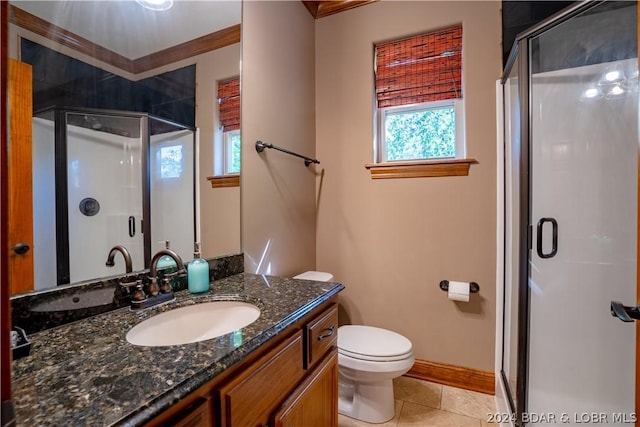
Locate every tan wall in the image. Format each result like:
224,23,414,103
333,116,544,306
315,1,502,371
195,44,242,258
201,185,241,258
241,1,316,276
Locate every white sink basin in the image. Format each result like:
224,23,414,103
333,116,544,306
126,301,261,346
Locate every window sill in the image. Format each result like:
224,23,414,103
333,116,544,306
364,158,477,179
207,174,240,188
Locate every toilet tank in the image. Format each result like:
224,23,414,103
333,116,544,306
293,271,334,282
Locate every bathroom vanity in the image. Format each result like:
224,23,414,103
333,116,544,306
10,273,344,426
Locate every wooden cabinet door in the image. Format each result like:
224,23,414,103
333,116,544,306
272,349,338,427
219,331,304,427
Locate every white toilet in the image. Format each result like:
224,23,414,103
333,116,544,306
293,271,415,424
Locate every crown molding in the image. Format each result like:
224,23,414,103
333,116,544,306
302,0,378,19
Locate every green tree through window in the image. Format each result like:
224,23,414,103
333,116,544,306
228,132,241,173
160,145,182,178
384,106,455,161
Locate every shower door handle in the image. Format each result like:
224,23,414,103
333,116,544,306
128,216,136,237
611,301,640,322
536,217,558,259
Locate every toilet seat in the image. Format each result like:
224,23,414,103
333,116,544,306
338,325,413,362
339,347,412,362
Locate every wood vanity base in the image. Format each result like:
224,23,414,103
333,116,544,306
146,298,339,427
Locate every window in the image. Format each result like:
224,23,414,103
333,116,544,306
224,129,241,174
379,100,464,161
160,144,183,179
374,26,465,164
218,76,241,175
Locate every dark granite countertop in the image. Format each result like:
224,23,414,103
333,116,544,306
11,273,344,426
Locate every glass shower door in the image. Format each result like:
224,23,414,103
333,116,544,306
65,112,145,283
502,52,521,415
31,108,196,287
148,116,195,262
528,2,637,421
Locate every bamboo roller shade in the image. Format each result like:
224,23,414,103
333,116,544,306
375,25,462,108
218,76,240,132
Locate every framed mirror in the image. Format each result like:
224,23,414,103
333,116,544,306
7,0,241,296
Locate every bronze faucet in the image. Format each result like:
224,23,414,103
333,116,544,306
148,249,186,295
119,248,186,310
149,248,186,279
105,245,133,273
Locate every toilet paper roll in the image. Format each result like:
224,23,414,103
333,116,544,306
448,281,470,302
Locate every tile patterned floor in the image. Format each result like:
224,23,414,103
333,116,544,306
338,376,497,427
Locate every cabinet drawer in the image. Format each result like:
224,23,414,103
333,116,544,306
219,331,304,427
306,304,338,368
171,397,212,427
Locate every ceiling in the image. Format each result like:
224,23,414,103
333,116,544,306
10,0,376,63
10,0,241,59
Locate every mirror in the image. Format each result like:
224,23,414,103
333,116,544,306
7,0,241,295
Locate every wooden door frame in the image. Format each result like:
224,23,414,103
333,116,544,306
635,0,640,426
1,0,12,422
8,58,33,295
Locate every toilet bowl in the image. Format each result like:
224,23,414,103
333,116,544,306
338,325,414,423
294,272,415,424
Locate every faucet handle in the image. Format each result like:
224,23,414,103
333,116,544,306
163,270,178,278
146,276,160,297
159,276,174,294
121,279,146,302
167,267,187,280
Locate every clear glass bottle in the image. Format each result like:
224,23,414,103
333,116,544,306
156,240,176,269
188,242,209,294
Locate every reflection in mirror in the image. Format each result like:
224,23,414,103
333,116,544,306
7,0,241,296
31,107,196,289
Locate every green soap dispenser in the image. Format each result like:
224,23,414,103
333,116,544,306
188,242,209,294
157,240,177,269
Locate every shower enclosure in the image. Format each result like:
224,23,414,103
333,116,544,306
499,1,637,425
32,108,197,289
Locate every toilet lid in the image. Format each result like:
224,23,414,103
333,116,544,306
338,325,413,362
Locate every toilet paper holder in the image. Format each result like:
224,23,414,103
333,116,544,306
439,280,480,294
